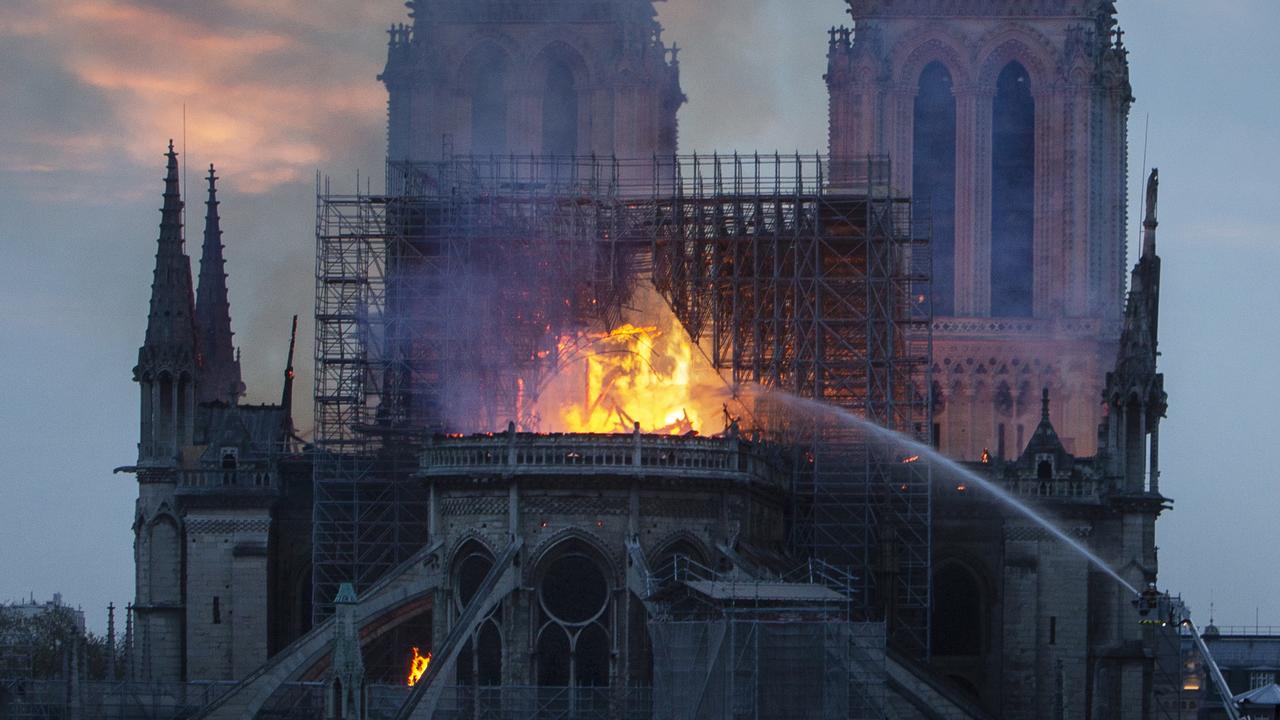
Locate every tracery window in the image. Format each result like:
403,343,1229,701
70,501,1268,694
470,50,509,155
535,543,612,689
991,61,1035,317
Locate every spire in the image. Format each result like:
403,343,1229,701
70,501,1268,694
195,163,244,405
280,314,299,438
1041,387,1051,424
136,141,197,377
1112,168,1163,385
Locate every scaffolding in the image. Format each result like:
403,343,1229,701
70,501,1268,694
647,155,932,655
646,554,887,720
312,155,932,655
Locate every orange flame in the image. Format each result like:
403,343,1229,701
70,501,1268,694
901,455,920,464
406,647,431,687
532,289,732,435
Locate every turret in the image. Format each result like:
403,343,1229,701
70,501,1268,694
134,142,198,465
195,164,245,406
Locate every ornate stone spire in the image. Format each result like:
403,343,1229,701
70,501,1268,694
135,142,198,464
1115,168,1162,382
136,141,197,378
1104,168,1166,488
195,164,244,405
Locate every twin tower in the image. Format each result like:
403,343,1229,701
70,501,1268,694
128,0,1144,690
380,0,1135,461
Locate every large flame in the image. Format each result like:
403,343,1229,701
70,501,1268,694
531,289,733,435
406,647,431,687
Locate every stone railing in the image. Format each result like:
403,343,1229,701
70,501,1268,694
420,432,782,488
1000,477,1100,501
177,469,277,492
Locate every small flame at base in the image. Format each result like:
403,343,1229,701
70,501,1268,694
407,647,432,687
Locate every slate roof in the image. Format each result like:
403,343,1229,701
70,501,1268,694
1236,682,1280,706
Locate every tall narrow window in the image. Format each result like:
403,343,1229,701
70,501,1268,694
913,62,956,316
991,61,1035,317
470,52,508,156
542,58,579,156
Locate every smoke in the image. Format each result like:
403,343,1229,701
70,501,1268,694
656,0,846,153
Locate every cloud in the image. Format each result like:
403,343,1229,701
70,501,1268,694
0,0,400,197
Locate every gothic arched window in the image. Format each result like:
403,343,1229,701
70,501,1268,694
537,52,583,156
931,562,984,656
542,57,580,156
535,542,612,689
913,61,957,316
470,51,509,156
991,61,1035,317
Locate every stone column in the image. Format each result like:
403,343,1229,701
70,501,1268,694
955,85,993,316
1032,87,1058,318
888,87,913,194
1065,82,1092,317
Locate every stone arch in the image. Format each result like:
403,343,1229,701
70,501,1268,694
892,30,973,90
648,531,711,569
451,33,518,88
976,27,1055,94
525,527,619,587
521,33,597,88
445,531,499,572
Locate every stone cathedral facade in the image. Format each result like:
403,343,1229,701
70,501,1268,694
120,2,1177,718
829,0,1133,460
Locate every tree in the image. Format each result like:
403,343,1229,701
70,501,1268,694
0,606,114,681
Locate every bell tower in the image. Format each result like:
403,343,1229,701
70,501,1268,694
380,0,684,163
828,0,1133,459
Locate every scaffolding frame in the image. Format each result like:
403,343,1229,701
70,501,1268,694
648,155,933,656
312,155,932,655
646,554,887,719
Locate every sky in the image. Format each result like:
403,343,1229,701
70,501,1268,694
1,0,1277,635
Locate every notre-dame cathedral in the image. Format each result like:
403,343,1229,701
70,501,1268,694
121,2,1174,718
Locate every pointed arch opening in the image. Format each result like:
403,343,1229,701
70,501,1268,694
542,57,580,156
467,47,510,156
990,61,1035,317
913,61,957,316
534,44,588,157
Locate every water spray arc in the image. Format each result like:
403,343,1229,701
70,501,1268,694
740,385,1140,596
